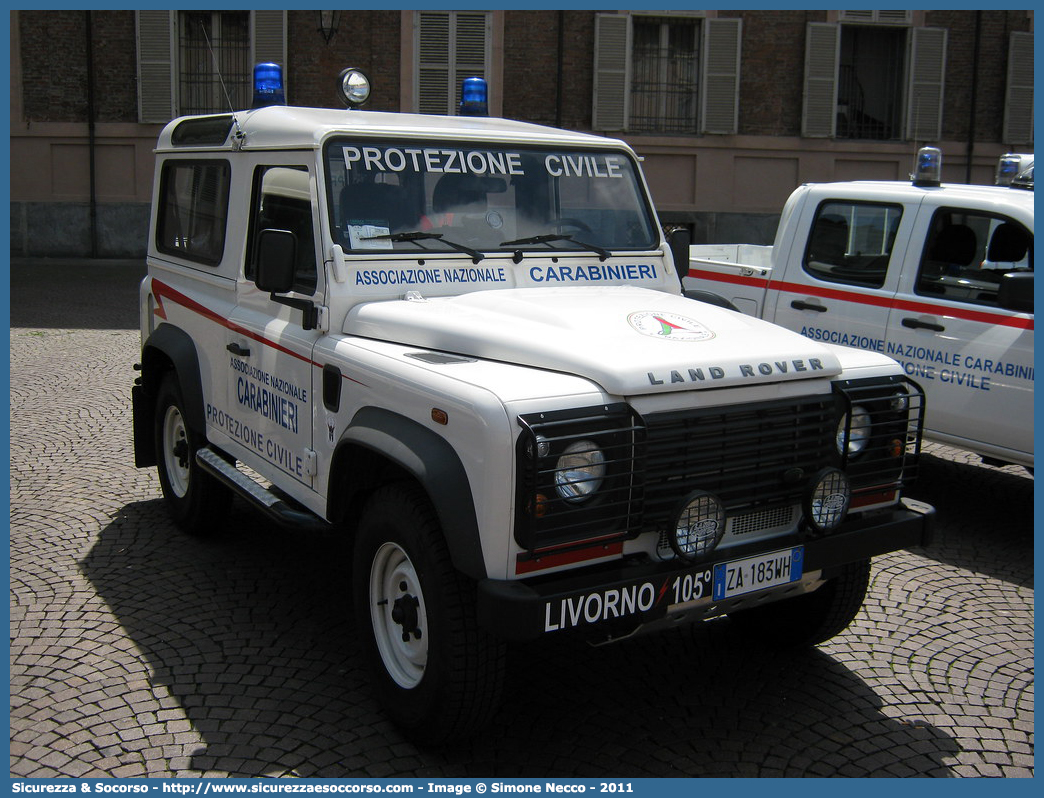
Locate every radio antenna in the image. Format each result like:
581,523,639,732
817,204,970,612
200,20,244,146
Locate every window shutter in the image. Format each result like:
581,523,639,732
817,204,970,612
906,27,946,142
593,13,630,131
1003,31,1033,146
418,11,451,115
416,11,489,115
701,17,741,135
839,10,911,25
454,12,489,108
136,10,176,123
802,22,838,138
457,12,488,89
876,11,913,25
252,10,287,87
838,10,874,24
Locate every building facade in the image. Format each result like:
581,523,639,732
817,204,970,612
10,9,1034,257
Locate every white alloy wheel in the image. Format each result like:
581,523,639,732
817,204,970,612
369,542,429,689
161,403,191,499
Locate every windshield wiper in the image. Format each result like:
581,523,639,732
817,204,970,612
500,233,610,262
363,230,483,263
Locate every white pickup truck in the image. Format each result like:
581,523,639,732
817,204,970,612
685,151,1034,470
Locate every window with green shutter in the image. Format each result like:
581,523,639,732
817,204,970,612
1004,31,1033,146
416,11,490,116
178,11,250,115
136,10,286,122
803,20,946,142
593,12,740,136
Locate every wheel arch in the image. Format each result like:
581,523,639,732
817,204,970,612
330,406,486,580
141,324,206,432
134,324,207,468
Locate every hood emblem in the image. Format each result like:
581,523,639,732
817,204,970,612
628,311,715,342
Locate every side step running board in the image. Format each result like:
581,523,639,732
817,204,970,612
196,448,329,532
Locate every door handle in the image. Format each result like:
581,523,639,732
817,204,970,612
791,300,827,312
901,317,945,332
226,343,251,356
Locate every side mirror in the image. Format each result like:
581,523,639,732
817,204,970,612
256,228,297,293
997,272,1033,313
665,226,691,287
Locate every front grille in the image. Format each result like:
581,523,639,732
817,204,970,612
514,379,924,555
641,394,839,525
730,505,798,536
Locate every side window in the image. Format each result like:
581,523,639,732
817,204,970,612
247,166,318,295
916,209,1033,306
156,159,231,265
803,201,901,289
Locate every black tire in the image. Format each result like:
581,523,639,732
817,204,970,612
153,372,231,535
727,559,871,647
353,483,506,743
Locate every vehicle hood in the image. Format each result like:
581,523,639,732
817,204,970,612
344,286,842,395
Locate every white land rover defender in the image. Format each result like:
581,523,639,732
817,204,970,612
132,67,933,741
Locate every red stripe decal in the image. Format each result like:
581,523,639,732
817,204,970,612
515,542,624,575
150,279,368,386
655,578,671,607
850,490,897,509
687,268,1033,330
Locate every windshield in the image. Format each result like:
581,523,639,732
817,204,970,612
323,140,657,255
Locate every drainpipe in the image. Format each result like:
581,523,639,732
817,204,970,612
555,11,564,127
86,10,98,257
965,11,981,184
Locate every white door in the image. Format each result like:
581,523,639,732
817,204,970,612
226,163,324,489
770,197,907,359
884,207,1034,465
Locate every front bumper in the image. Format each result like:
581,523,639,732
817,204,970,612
477,498,934,641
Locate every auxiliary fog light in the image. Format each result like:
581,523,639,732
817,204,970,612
671,490,726,561
804,468,851,535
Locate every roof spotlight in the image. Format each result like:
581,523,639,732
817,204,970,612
337,67,371,109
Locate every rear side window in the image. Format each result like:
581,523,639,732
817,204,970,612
802,201,902,289
916,208,1033,306
156,159,231,266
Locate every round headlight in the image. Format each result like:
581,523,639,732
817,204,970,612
804,468,851,534
889,386,910,414
671,490,726,561
337,67,371,107
554,441,606,503
836,405,872,457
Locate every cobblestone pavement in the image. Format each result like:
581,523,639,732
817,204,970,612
9,260,1034,778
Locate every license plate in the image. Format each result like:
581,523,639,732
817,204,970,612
712,547,803,601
